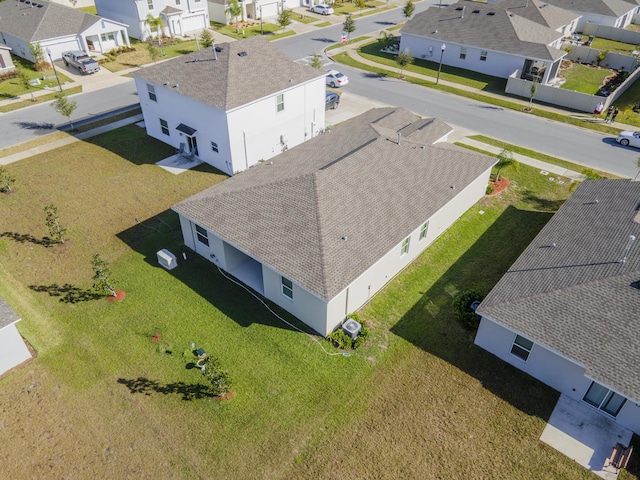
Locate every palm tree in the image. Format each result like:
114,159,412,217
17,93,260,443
225,0,243,33
145,14,165,46
494,149,515,182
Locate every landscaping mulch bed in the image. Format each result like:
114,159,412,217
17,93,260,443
486,177,510,196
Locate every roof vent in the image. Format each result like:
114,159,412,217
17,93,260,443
473,9,480,13
238,51,247,57
341,236,348,241
173,83,179,88
631,280,640,290
455,6,463,10
487,11,495,15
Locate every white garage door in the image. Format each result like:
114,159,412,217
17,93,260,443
181,13,207,33
260,2,279,18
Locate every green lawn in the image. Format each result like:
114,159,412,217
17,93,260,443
100,38,203,72
591,37,638,55
0,57,74,99
0,122,634,479
559,63,612,94
210,21,295,40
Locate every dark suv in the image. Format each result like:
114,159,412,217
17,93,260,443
325,91,339,110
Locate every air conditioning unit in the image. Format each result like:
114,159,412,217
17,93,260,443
157,249,177,270
342,318,361,340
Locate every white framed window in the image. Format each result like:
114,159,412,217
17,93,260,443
176,0,181,4
101,33,115,42
419,221,429,240
211,141,219,153
583,382,627,417
147,83,157,102
459,47,466,60
147,0,154,10
159,118,169,136
480,50,488,61
510,335,533,361
282,277,293,299
195,224,209,246
400,236,410,256
276,93,284,113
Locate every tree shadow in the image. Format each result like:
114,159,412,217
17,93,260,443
29,283,102,303
0,231,54,246
13,121,55,130
117,377,212,401
389,205,560,420
520,190,567,212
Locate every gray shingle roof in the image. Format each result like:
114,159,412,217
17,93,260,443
544,0,636,17
0,0,102,42
132,36,326,111
478,179,640,401
173,107,496,300
0,296,20,331
402,0,575,61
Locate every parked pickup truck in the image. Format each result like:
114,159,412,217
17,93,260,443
61,51,100,75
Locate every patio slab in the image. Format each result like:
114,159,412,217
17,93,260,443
541,394,633,480
156,153,203,175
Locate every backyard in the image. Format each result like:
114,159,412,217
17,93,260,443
0,123,636,478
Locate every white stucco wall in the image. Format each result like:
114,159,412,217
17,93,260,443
95,0,145,39
0,323,31,376
574,11,633,30
475,316,640,434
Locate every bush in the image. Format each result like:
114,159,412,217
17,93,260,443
486,184,494,195
328,329,352,349
452,289,484,331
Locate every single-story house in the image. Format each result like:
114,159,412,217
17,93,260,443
0,296,32,377
172,107,497,336
544,0,637,30
95,0,209,40
475,179,640,434
132,36,327,175
0,43,16,75
0,0,130,62
400,0,580,84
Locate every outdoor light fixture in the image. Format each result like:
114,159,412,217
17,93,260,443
436,43,446,85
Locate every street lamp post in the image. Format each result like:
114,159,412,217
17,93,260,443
260,6,263,35
436,43,446,85
46,48,63,92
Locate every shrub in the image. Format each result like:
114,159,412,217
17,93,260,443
328,329,352,349
486,184,494,195
328,317,370,350
452,289,484,331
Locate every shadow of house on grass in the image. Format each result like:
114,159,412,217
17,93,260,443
117,377,212,401
116,209,302,334
389,205,559,420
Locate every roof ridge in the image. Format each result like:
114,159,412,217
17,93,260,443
311,173,330,298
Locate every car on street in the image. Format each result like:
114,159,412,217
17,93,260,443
326,69,348,88
616,131,640,148
325,91,340,110
311,4,334,15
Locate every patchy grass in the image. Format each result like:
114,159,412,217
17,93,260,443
100,38,201,72
210,21,293,40
0,122,628,479
291,12,320,24
591,37,638,55
559,63,612,94
0,57,73,98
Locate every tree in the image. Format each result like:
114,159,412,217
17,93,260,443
145,14,165,45
91,254,117,297
0,166,16,194
528,79,538,111
596,49,608,66
277,9,292,33
396,48,413,76
44,204,67,245
309,51,323,69
16,66,36,102
29,42,47,70
342,15,356,41
402,0,415,20
355,0,366,13
201,357,233,397
200,29,213,48
50,91,77,130
146,42,162,64
379,30,394,50
494,149,515,182
225,0,243,33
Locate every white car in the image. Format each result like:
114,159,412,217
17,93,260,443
326,69,348,88
311,4,334,15
616,131,640,148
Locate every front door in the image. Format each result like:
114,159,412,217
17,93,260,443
187,136,198,156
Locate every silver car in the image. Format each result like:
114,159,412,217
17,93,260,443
616,131,640,148
311,4,334,15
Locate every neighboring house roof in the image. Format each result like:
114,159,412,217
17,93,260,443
0,0,107,42
173,107,496,301
402,0,574,61
132,36,325,111
478,179,640,402
0,43,11,51
0,296,20,331
544,0,637,17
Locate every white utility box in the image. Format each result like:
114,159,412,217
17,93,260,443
157,249,177,270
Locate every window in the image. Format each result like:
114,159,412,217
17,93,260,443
510,335,533,361
480,50,488,61
147,83,157,102
583,381,627,417
147,0,154,10
159,118,169,136
101,32,115,42
400,237,410,256
276,94,284,113
282,277,293,299
195,224,209,246
459,47,467,60
176,0,181,4
211,141,219,153
419,221,429,241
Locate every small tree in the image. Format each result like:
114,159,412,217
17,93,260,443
91,253,117,297
16,66,36,102
379,30,394,50
596,49,608,66
277,9,292,33
50,91,78,130
396,48,413,76
355,0,366,13
402,0,415,20
29,42,48,71
309,50,323,69
342,15,356,41
44,204,66,245
146,42,162,64
145,14,165,45
201,357,233,397
494,149,515,182
528,79,538,111
0,167,16,194
226,0,243,33
200,29,214,48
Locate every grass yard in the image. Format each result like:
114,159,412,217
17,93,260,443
100,38,202,72
0,125,637,479
0,57,74,99
559,63,612,94
591,37,638,55
210,21,295,40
